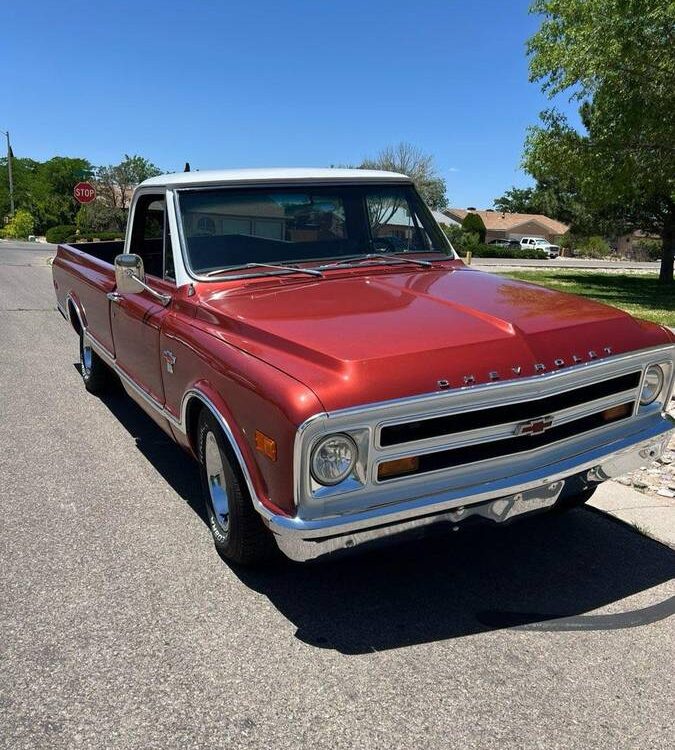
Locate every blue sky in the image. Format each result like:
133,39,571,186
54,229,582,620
3,0,577,209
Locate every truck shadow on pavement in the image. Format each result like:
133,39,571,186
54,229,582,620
100,387,675,656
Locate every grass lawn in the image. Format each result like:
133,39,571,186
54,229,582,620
500,270,675,326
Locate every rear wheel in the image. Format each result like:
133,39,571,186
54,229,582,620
197,408,276,565
79,333,111,394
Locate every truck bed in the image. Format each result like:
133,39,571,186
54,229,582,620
66,240,125,266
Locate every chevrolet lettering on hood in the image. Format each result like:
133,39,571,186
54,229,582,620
448,346,615,391
51,167,675,565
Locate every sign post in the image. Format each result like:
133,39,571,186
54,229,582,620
73,182,96,204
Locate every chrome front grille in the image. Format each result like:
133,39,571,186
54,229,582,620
377,398,635,480
379,371,642,447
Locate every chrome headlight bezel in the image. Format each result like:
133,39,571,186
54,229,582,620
310,433,359,486
640,364,666,405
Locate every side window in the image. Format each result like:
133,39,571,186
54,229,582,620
129,193,166,279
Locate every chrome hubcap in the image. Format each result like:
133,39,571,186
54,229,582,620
205,431,229,531
81,341,92,375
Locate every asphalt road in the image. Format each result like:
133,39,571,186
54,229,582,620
1,240,674,750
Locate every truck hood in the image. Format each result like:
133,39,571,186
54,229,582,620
196,265,670,412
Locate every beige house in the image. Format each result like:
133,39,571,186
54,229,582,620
443,208,569,244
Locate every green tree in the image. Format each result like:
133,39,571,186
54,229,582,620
493,187,537,214
493,177,597,233
525,0,675,282
2,209,35,239
461,212,486,243
76,201,127,234
96,154,161,209
360,142,448,209
0,156,93,233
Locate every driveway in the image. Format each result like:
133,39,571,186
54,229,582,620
1,241,673,749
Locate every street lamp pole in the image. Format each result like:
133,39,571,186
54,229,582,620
1,129,15,217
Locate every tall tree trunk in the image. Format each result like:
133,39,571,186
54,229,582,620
659,207,675,284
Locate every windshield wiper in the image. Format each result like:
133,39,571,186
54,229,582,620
204,262,323,279
317,253,434,271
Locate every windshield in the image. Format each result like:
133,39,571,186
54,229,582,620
177,184,452,276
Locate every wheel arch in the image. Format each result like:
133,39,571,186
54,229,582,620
181,388,274,521
66,293,85,336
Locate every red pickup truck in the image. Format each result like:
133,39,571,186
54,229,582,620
52,168,675,564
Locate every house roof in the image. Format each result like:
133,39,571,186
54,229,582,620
443,208,569,235
141,168,412,189
431,209,459,226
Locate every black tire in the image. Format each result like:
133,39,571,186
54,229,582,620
79,333,111,394
197,408,276,565
555,486,596,512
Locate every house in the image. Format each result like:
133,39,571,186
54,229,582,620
443,208,569,244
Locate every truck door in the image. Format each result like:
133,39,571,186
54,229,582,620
110,192,175,405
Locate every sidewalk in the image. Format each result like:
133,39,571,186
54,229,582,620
590,420,675,547
590,482,675,548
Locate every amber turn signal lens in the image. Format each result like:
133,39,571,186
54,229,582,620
255,430,277,461
378,456,419,480
602,403,631,422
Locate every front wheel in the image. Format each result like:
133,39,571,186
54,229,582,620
79,333,111,394
197,409,276,565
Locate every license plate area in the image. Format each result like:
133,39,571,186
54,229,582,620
496,481,564,521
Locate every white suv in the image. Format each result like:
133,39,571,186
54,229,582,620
519,236,560,258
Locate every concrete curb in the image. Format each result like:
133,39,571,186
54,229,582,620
589,480,675,548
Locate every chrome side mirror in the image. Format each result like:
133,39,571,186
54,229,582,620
113,253,171,306
115,254,145,293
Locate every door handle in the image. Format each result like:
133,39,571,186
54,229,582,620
107,292,123,304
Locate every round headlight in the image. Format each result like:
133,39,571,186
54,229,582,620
640,365,665,405
310,433,358,486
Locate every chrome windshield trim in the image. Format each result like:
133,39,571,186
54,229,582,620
173,181,451,283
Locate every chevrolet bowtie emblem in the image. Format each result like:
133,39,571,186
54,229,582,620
515,416,553,436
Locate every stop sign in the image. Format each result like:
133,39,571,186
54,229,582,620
73,181,96,204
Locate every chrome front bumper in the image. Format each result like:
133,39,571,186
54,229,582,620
264,416,674,562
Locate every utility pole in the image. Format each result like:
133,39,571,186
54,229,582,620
1,129,15,217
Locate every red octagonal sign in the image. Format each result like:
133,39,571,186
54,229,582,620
73,181,96,204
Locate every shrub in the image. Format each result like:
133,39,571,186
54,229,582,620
470,245,548,260
630,238,661,262
461,212,486,243
441,224,480,253
576,235,611,259
45,225,77,244
2,209,35,239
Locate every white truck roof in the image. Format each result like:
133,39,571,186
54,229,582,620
140,168,412,189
